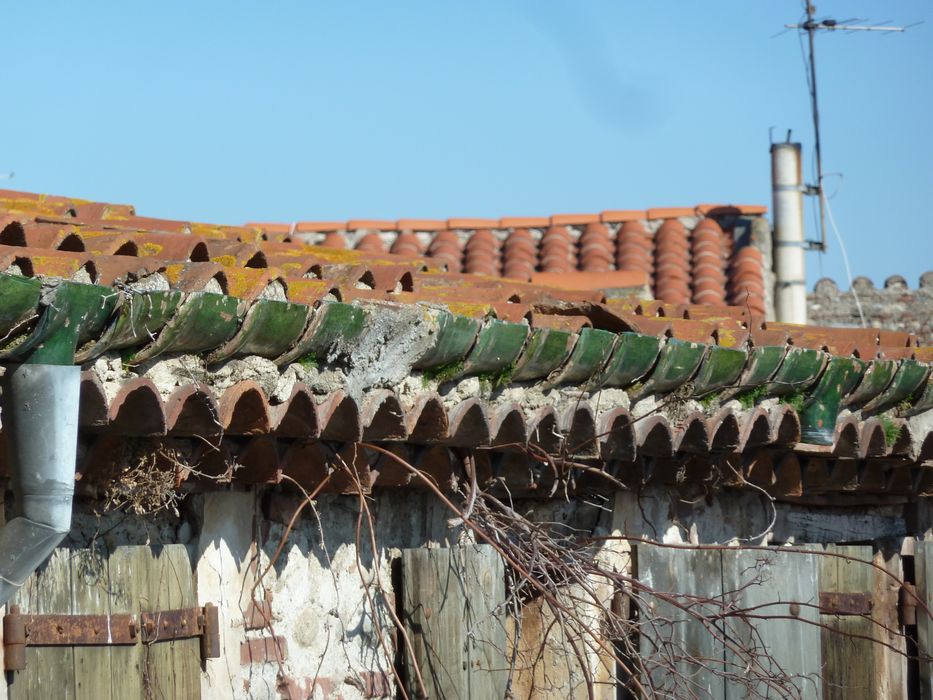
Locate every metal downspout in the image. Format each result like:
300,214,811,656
0,363,80,606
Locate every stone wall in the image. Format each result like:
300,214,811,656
808,272,933,345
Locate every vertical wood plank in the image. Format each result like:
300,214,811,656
722,549,822,700
403,544,508,699
109,546,154,700
149,544,200,700
917,541,933,699
71,548,112,700
7,558,40,700
871,548,907,699
818,544,874,700
35,549,76,698
636,545,725,699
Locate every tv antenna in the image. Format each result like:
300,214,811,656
784,3,913,251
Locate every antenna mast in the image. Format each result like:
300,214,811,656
784,4,909,252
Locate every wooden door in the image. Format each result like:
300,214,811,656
7,544,200,700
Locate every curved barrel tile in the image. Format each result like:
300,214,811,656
595,332,662,389
79,370,110,428
866,360,931,414
276,301,367,366
219,381,273,435
412,310,480,370
599,408,636,462
511,327,575,382
76,290,184,363
844,359,898,408
319,392,362,442
691,345,747,397
490,403,529,448
237,436,281,484
708,409,740,453
635,415,674,458
132,291,241,362
109,377,167,436
206,299,310,364
165,385,222,436
799,357,866,445
272,383,320,438
636,339,707,398
446,398,490,447
361,390,408,441
763,347,826,397
549,328,617,387
406,394,449,444
461,319,529,377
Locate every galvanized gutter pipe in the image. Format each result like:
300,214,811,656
0,364,80,606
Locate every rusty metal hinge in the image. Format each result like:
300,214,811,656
2,603,220,671
818,591,873,616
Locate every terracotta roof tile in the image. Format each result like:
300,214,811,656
499,216,549,228
346,219,395,231
646,207,695,220
3,187,931,468
447,218,499,229
600,210,647,223
395,219,446,231
294,221,344,233
550,213,601,226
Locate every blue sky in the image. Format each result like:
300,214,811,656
3,1,931,288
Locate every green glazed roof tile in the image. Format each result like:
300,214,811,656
511,327,575,382
637,338,708,397
461,319,529,376
277,301,367,365
736,345,786,390
206,299,310,364
5,281,118,365
763,347,826,397
413,310,480,370
595,332,662,389
74,289,184,363
865,359,931,414
548,327,617,386
799,357,866,445
131,291,241,362
0,273,41,338
844,358,898,407
691,345,748,397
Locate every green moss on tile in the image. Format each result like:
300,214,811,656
880,413,901,446
783,391,807,413
735,385,768,410
297,353,318,371
423,360,465,385
478,362,516,393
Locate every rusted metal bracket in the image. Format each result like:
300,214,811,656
818,591,873,616
2,603,220,671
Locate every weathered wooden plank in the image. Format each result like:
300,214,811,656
148,544,200,700
636,545,725,699
8,553,41,700
71,548,112,700
722,548,822,700
108,546,154,700
917,541,933,699
818,544,874,699
871,548,907,699
403,544,508,699
36,549,76,698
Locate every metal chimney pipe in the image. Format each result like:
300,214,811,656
771,142,808,324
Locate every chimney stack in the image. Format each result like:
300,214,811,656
771,142,808,324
